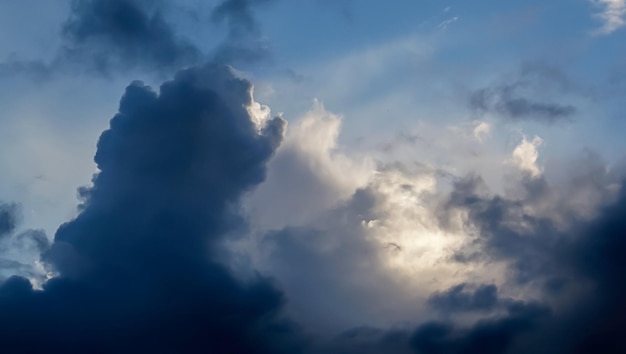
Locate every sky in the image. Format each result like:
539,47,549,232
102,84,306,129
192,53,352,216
0,0,626,353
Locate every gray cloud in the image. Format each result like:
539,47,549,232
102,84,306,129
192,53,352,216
210,0,275,64
1,0,276,79
0,203,19,238
60,0,201,74
433,156,626,352
411,301,551,354
0,0,202,79
471,88,576,123
0,64,301,353
428,283,500,314
470,62,579,123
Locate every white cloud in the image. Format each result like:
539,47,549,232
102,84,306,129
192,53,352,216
438,16,459,30
237,105,517,333
243,101,373,231
510,135,543,178
472,121,491,142
591,0,626,34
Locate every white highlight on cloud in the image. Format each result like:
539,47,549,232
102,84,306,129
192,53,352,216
244,100,373,231
591,0,626,34
246,86,273,130
239,103,513,332
511,136,543,178
472,121,491,142
438,16,459,30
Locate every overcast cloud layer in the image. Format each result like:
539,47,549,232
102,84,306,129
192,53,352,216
1,1,626,353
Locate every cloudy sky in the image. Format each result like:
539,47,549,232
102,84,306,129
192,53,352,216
1,1,626,353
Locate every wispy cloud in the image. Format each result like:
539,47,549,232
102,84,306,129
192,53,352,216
592,0,626,35
438,16,458,30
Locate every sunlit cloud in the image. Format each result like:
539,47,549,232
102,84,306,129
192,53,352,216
591,0,626,34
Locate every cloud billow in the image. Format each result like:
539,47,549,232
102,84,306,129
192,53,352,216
1,0,275,79
0,64,299,353
4,3,626,352
428,283,500,314
432,170,626,353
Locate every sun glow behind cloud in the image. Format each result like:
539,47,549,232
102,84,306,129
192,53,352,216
2,1,626,352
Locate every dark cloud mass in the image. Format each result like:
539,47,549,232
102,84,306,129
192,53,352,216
61,0,201,74
0,203,19,238
0,64,301,353
428,283,499,313
1,0,275,78
0,0,202,78
412,301,550,354
433,171,626,353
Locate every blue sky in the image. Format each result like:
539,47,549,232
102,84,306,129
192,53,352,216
1,1,626,353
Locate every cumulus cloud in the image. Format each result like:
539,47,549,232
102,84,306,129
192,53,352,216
0,64,300,353
428,149,626,352
3,63,626,352
244,101,373,231
510,136,543,178
3,4,626,352
239,105,509,337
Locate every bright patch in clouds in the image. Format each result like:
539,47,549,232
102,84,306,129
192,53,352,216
2,1,626,352
511,136,543,177
472,121,491,142
592,0,626,34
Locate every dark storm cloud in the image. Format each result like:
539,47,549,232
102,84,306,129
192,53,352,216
61,0,201,74
327,327,413,354
0,64,304,353
318,291,552,354
470,62,579,123
435,166,626,353
411,301,551,354
0,203,19,238
563,183,626,353
428,283,499,313
2,0,276,79
0,0,202,78
443,174,567,285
